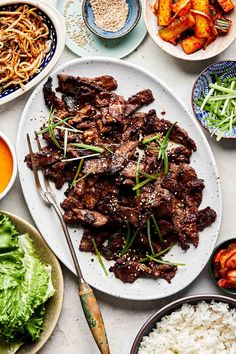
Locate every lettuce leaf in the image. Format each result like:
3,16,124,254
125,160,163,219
0,215,18,251
0,215,55,344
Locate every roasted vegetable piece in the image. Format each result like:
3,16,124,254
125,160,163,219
218,269,236,288
225,250,236,269
217,0,234,12
220,249,236,268
153,0,158,16
192,0,212,38
159,15,195,42
181,35,206,54
158,0,172,26
172,0,191,18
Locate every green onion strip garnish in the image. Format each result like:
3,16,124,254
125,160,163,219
142,123,177,175
120,221,139,256
151,214,163,243
92,238,108,276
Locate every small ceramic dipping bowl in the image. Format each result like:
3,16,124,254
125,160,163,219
82,0,141,40
192,61,236,139
0,132,17,200
209,238,236,297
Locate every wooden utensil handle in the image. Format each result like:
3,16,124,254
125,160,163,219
79,282,110,354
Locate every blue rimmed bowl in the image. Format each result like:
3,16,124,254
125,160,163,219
82,0,141,40
192,61,236,139
0,0,66,106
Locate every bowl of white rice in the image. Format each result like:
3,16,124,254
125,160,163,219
131,294,236,354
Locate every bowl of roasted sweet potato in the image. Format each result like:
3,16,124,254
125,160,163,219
144,0,236,60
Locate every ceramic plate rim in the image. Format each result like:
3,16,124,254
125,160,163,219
17,57,222,300
0,0,66,106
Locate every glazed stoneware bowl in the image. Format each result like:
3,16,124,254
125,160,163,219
209,238,236,297
0,211,64,354
131,294,236,353
192,61,236,139
0,0,66,106
82,0,141,39
0,132,17,200
144,0,236,61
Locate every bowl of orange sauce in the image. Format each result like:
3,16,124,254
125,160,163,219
0,132,17,200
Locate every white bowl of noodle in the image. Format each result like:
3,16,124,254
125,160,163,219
0,0,66,105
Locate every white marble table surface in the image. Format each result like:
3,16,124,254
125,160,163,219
1,16,236,354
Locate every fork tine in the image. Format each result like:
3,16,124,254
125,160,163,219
34,131,52,193
27,134,49,204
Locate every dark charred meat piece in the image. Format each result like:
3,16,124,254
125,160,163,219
57,74,117,94
64,209,108,228
111,254,177,283
25,146,62,168
83,158,109,175
169,146,192,164
197,207,217,231
101,233,126,260
143,109,196,151
43,77,67,116
84,75,118,91
79,228,110,252
109,141,139,173
125,89,154,116
95,92,127,124
97,194,139,227
26,73,217,285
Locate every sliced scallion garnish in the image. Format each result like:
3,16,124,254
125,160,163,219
140,245,173,262
61,153,100,162
151,214,163,243
92,238,108,276
146,254,185,266
138,171,159,180
147,219,154,255
135,152,142,197
158,122,177,175
63,128,68,158
132,178,153,191
48,108,62,149
70,159,84,188
70,143,104,153
37,116,72,135
120,222,139,256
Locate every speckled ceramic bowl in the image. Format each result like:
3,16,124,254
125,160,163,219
209,238,236,297
192,61,236,139
131,294,236,354
0,0,66,106
82,0,141,39
0,211,64,354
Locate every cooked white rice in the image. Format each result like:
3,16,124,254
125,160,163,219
138,301,236,354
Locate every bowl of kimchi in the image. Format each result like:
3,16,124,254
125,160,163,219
144,0,236,60
209,238,236,297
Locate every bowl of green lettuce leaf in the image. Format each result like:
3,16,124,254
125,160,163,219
0,211,64,354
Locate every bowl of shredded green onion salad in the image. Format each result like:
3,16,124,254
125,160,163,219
192,61,236,141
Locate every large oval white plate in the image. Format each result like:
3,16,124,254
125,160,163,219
17,57,222,300
144,0,236,61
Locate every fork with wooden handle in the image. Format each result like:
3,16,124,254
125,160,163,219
27,133,110,354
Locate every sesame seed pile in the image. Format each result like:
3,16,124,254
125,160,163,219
90,0,129,32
